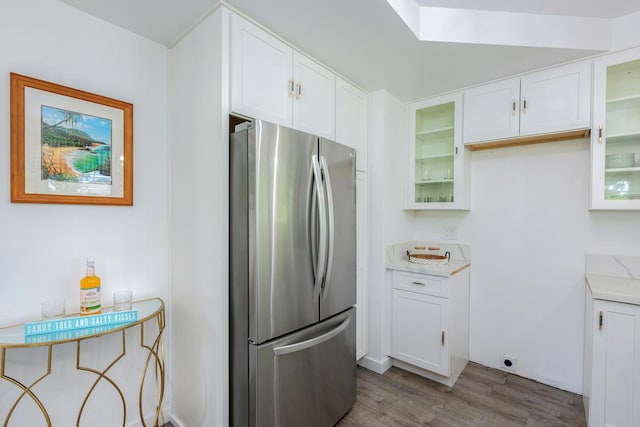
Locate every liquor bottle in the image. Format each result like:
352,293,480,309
80,257,101,315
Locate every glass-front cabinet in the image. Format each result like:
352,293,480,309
407,93,469,210
592,48,640,209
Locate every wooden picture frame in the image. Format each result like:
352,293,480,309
10,73,133,205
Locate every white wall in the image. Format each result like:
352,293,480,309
364,90,414,370
0,0,169,425
412,139,640,393
168,6,229,427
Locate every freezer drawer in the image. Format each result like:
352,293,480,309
250,308,356,427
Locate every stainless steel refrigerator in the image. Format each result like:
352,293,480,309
230,120,357,426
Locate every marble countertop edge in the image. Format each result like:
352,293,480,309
386,260,471,277
586,274,640,306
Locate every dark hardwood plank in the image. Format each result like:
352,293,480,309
337,362,586,427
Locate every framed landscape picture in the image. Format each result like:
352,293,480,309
10,73,133,205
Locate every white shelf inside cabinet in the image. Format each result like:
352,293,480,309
606,131,640,141
415,153,454,161
416,126,454,140
605,167,640,173
607,94,640,104
415,179,455,185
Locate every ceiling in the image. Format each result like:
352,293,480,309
59,0,640,101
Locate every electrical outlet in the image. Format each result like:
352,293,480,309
442,226,457,240
499,353,518,372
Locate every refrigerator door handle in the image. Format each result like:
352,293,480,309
273,317,351,356
309,173,318,282
320,155,335,298
311,154,327,300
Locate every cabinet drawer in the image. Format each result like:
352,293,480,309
392,271,448,298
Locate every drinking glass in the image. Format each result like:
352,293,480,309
42,299,65,320
113,290,133,311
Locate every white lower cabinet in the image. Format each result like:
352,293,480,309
392,289,449,375
390,268,469,386
583,288,640,427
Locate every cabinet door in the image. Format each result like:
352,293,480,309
230,14,293,126
356,171,368,360
336,77,368,171
590,300,640,427
463,78,520,144
591,47,640,210
391,289,449,376
408,92,468,210
293,52,335,139
520,62,591,136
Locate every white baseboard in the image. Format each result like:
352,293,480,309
124,405,172,427
358,355,392,374
169,414,186,427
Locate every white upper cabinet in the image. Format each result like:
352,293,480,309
590,47,640,210
230,14,335,139
292,52,335,139
463,78,520,143
464,62,591,148
520,63,591,136
407,92,470,210
230,14,293,127
336,77,368,171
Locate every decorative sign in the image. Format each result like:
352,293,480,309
24,309,138,337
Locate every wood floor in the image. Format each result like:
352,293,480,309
163,362,586,426
337,363,586,427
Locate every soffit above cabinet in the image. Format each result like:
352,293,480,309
389,0,640,50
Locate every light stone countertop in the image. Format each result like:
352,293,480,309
385,241,471,277
586,274,640,306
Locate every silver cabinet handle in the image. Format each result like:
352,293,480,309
522,97,527,113
410,281,425,286
273,317,350,356
296,81,302,99
512,99,517,115
289,79,294,96
320,155,335,299
599,310,603,330
598,126,603,143
442,331,445,346
311,155,327,301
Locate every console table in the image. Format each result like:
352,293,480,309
0,298,165,426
